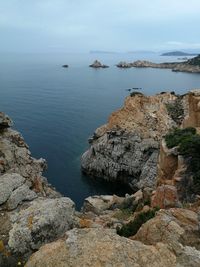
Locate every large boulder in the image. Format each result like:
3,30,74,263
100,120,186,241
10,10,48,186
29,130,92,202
8,197,75,255
25,228,176,267
133,208,200,265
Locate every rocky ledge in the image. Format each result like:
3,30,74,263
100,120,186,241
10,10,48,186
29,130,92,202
116,55,200,73
89,60,109,68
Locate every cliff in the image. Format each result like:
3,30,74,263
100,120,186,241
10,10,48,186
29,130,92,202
1,110,200,266
81,92,181,190
0,113,76,266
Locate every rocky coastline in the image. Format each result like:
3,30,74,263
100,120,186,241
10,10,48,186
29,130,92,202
116,55,200,73
1,88,200,266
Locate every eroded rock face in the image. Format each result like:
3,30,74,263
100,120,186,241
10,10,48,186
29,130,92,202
25,228,176,267
81,93,177,189
8,197,75,255
133,208,200,261
0,113,73,264
0,112,12,129
151,185,180,209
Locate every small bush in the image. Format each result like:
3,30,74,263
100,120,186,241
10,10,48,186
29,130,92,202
165,97,184,125
165,127,200,194
130,92,143,97
117,208,159,237
165,127,196,148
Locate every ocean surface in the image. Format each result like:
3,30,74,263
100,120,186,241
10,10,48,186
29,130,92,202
1,52,200,209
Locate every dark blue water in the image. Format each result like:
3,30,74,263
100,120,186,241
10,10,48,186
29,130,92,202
1,52,200,208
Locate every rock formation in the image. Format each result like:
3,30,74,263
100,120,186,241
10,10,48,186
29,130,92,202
1,108,200,266
0,112,76,266
81,92,180,190
116,55,200,73
25,227,176,267
89,60,109,68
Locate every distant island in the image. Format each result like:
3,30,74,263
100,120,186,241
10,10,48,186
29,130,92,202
161,51,198,56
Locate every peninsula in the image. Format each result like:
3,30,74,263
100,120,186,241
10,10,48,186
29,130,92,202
117,54,200,73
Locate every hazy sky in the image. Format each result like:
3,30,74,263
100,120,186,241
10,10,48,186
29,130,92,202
1,0,200,53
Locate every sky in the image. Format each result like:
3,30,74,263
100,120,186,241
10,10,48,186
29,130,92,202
0,0,200,53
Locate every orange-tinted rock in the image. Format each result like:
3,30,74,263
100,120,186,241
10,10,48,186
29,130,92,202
151,185,179,209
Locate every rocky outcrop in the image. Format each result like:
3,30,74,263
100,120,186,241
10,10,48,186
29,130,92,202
133,208,200,266
25,227,176,267
154,90,200,203
89,60,109,68
116,61,132,68
116,55,200,73
8,197,75,255
0,112,12,129
0,113,76,265
81,92,178,190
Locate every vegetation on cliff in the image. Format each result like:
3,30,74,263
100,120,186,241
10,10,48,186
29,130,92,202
165,96,184,125
165,127,200,193
186,55,200,66
117,207,159,237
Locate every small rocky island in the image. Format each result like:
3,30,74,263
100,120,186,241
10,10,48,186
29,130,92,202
117,54,200,73
89,60,109,68
62,64,69,68
1,88,200,266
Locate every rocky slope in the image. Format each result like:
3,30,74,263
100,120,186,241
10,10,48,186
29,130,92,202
0,113,76,266
1,94,200,266
117,55,200,73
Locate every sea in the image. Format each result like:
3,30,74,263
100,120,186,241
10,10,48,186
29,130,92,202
1,52,200,209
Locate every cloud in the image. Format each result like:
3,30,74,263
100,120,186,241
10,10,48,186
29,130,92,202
0,0,200,52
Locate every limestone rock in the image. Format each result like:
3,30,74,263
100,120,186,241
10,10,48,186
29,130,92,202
151,185,180,209
82,195,122,214
0,112,12,129
82,93,177,189
8,197,75,254
6,184,37,210
133,208,200,253
0,173,25,205
25,228,176,267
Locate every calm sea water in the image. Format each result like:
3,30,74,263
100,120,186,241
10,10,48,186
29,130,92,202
1,52,200,208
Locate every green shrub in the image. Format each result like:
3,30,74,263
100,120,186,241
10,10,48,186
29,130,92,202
165,127,196,148
165,97,184,125
165,127,200,194
117,208,159,238
130,92,143,97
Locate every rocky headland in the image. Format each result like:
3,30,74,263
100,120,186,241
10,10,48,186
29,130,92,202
1,88,200,266
117,54,200,73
